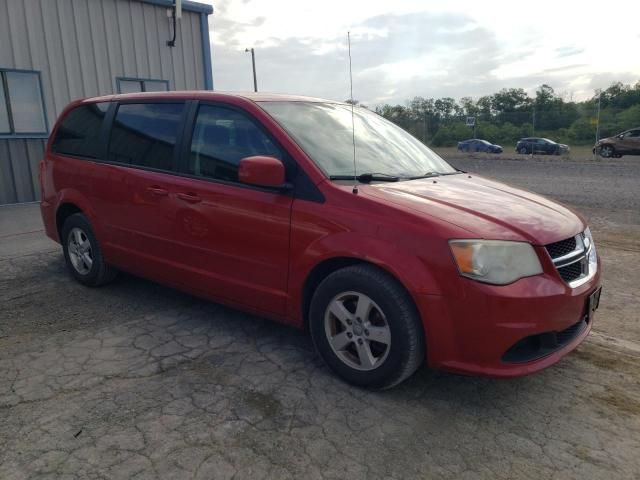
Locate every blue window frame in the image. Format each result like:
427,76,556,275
116,77,170,94
0,68,48,138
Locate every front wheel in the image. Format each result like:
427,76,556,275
599,145,615,158
518,147,528,154
309,265,424,389
62,213,117,287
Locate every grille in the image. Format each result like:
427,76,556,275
558,261,584,282
545,232,595,287
546,237,577,259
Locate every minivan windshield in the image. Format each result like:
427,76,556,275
259,101,456,179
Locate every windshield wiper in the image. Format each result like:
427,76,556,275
408,171,463,180
329,172,400,183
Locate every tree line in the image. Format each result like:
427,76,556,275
372,81,640,147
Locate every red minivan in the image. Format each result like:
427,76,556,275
40,92,601,389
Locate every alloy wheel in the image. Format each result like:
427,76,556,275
324,291,391,371
67,227,93,275
599,145,613,158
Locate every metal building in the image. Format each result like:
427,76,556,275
0,0,214,205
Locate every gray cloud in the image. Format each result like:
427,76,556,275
210,9,637,106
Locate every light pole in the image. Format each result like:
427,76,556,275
245,48,257,92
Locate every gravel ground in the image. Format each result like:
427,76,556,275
1,157,640,479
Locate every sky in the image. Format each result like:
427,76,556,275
198,0,640,107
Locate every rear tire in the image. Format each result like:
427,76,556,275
309,264,424,390
61,213,117,287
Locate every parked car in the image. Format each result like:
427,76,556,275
593,128,640,158
457,139,503,153
40,92,601,389
516,137,569,155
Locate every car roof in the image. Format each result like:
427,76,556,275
81,90,341,105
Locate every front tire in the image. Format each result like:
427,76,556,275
61,213,117,287
518,147,528,154
599,145,615,158
309,265,424,389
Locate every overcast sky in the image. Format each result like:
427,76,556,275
199,0,640,106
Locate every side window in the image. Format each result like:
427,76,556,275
188,105,283,183
626,130,640,138
51,103,109,158
107,103,184,171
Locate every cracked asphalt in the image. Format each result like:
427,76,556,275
2,157,640,479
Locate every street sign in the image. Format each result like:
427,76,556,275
466,116,475,127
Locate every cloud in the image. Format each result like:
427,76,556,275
207,2,640,106
555,46,585,58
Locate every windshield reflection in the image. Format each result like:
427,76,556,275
259,102,455,178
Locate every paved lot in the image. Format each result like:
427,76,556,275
1,157,640,479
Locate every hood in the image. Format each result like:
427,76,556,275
362,174,585,245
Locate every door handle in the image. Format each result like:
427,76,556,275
177,192,202,204
146,186,169,196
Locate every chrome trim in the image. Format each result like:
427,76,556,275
547,231,597,288
554,250,586,268
551,237,585,265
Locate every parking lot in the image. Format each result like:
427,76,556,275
1,156,640,479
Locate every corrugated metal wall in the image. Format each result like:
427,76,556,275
0,139,45,204
0,0,209,204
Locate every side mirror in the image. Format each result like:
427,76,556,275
238,156,288,189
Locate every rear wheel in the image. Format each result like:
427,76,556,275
309,265,424,389
599,145,615,158
62,213,117,287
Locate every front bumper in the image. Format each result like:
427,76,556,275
414,260,601,378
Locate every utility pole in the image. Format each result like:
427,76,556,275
595,92,601,143
245,48,257,92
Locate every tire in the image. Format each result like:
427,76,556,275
599,145,615,158
518,147,528,154
61,213,117,287
554,147,561,156
309,264,424,390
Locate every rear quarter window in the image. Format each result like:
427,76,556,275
51,103,109,158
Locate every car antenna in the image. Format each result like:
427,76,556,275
347,31,358,194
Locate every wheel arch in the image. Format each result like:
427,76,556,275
300,256,424,335
56,202,84,240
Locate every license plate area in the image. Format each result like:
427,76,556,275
587,287,602,321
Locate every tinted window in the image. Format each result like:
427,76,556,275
108,103,184,171
626,130,640,138
189,105,282,182
52,103,109,158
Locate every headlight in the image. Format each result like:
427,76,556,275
584,227,597,272
449,240,543,285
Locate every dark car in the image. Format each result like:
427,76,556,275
457,139,503,153
593,128,640,158
516,137,569,155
